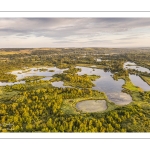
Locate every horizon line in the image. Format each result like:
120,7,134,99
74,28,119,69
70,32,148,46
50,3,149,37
0,46,150,49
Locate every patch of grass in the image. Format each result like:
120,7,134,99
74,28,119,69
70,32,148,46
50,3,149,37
140,75,150,85
63,67,81,74
129,92,143,102
22,69,31,73
106,101,119,112
57,63,71,69
76,64,94,67
39,68,48,72
21,76,45,82
96,65,108,69
61,99,80,114
49,70,55,72
0,87,19,103
122,77,143,92
87,75,100,81
76,64,106,69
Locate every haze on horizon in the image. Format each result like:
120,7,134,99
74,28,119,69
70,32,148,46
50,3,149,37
0,18,150,48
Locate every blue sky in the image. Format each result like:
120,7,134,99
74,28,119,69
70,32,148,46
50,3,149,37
0,18,150,48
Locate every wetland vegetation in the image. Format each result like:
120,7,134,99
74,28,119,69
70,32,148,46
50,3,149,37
0,47,150,132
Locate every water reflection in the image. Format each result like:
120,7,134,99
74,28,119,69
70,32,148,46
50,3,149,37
51,81,71,88
76,66,132,105
124,62,150,91
2,65,146,105
12,67,67,80
129,74,150,91
0,67,68,86
76,100,107,112
124,62,150,73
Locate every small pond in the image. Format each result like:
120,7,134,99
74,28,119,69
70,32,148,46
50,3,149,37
76,100,107,112
51,81,71,88
124,62,150,73
97,58,102,62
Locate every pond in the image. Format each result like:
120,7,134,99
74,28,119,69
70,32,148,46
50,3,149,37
124,62,150,73
0,67,68,86
76,66,132,105
12,67,67,80
129,74,150,91
96,58,102,62
124,62,150,91
76,100,107,112
51,81,71,88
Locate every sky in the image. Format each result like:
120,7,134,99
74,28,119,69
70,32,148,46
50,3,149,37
0,18,150,48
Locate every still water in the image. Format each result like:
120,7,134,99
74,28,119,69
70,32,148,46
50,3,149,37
124,62,150,73
2,64,150,105
51,81,71,88
129,74,150,91
124,62,150,91
0,67,67,86
76,66,132,105
76,100,107,112
12,67,67,80
0,66,133,105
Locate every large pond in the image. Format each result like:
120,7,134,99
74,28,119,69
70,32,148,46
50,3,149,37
76,66,132,105
76,100,107,112
124,62,150,91
0,67,67,86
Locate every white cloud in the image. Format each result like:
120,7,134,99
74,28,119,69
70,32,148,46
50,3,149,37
0,18,150,47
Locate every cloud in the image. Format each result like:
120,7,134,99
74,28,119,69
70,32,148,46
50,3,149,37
0,18,150,47
1,18,150,37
